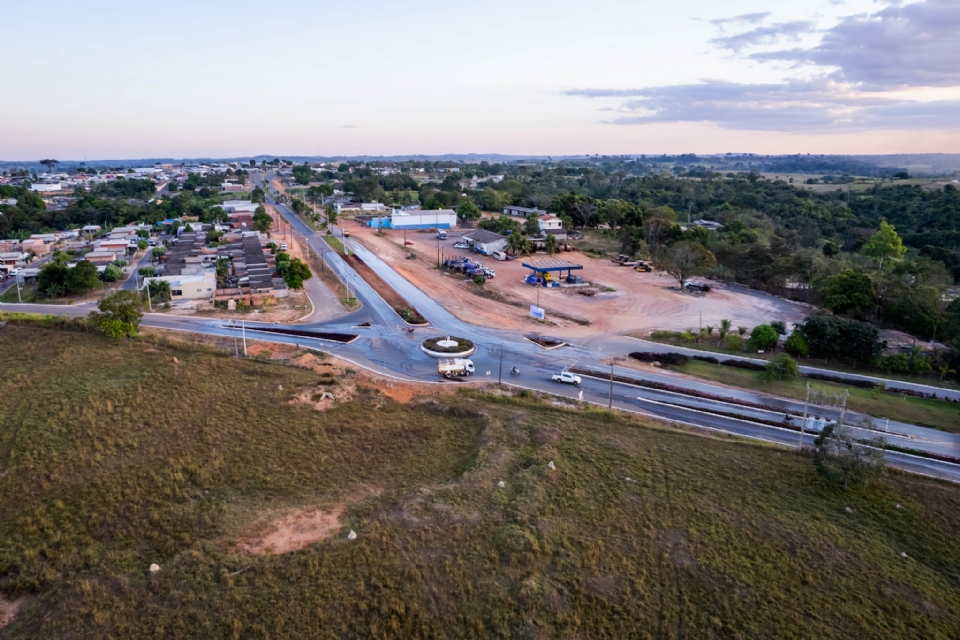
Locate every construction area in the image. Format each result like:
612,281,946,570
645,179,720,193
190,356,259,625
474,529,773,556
343,221,810,336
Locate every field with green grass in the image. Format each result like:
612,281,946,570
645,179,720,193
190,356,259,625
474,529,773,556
672,359,960,434
2,326,960,638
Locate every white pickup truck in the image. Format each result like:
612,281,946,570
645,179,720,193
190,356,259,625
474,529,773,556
551,371,581,386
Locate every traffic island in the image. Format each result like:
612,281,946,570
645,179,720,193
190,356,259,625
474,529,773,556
344,254,429,326
421,336,476,358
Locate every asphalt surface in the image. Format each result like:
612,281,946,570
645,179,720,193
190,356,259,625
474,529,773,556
3,171,957,483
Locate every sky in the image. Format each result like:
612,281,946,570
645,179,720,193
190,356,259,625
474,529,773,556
2,0,959,160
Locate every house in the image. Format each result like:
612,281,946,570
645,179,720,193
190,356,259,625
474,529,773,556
28,233,58,244
81,225,102,234
148,271,217,300
0,252,27,267
461,229,508,256
221,181,245,193
503,205,547,218
537,214,562,232
84,250,118,264
19,238,52,256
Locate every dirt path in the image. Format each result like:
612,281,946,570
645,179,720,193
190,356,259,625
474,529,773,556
346,222,810,338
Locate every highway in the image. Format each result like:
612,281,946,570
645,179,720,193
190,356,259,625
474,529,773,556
3,170,958,483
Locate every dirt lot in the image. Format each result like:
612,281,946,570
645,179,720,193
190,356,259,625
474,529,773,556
346,221,810,338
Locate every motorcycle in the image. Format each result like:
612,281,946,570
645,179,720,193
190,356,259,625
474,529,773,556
510,366,520,375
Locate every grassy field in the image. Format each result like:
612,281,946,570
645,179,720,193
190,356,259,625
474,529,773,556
641,334,960,391
673,359,960,434
1,327,960,638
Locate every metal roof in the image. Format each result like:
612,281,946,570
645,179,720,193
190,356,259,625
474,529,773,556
522,259,583,272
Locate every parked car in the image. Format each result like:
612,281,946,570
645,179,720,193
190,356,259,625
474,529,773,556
492,250,507,261
453,242,468,249
551,371,581,386
280,243,288,251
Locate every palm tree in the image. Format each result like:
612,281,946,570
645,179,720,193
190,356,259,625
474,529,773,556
718,319,732,346
939,365,956,381
544,234,559,255
506,232,526,255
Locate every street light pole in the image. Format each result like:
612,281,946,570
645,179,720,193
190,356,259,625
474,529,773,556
608,357,624,410
498,345,503,387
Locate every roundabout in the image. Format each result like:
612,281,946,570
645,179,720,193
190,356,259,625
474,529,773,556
420,336,476,358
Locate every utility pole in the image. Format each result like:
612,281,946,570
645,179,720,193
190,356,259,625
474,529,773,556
144,277,152,312
799,382,810,449
241,320,247,356
498,345,503,387
16,275,22,303
838,389,849,426
608,357,624,410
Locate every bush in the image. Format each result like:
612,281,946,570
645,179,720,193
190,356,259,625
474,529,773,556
770,320,788,335
724,334,744,351
628,352,688,365
722,359,766,371
796,316,882,366
813,423,886,490
764,354,800,381
748,324,779,351
784,332,810,358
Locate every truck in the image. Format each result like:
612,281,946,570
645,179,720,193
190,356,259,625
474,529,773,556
437,230,447,240
551,370,581,386
438,358,475,378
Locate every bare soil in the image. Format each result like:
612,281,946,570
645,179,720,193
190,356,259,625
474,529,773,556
238,506,346,554
0,597,25,632
347,223,809,337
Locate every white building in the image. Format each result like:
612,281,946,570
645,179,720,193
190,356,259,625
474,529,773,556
537,214,562,231
29,183,63,193
148,271,217,301
387,209,457,230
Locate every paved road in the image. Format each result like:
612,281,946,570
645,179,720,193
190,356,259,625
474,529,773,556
4,173,957,482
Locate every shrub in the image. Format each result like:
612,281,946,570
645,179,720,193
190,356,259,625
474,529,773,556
748,324,779,351
784,332,810,358
764,354,800,381
770,320,788,335
724,334,744,351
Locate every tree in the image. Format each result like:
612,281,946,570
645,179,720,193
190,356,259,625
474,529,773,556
282,258,312,290
457,200,481,221
764,353,800,381
523,213,541,236
770,320,787,335
795,316,882,366
138,266,156,277
784,331,810,357
151,246,167,261
473,274,486,288
643,217,675,254
658,241,715,290
748,324,779,351
89,290,144,339
506,232,531,256
815,270,875,317
861,220,906,271
326,207,338,226
101,264,123,282
251,186,266,204
253,205,273,234
717,319,732,345
137,239,148,251
571,201,599,229
813,423,886,490
146,279,171,302
65,259,101,295
39,159,59,174
544,234,559,256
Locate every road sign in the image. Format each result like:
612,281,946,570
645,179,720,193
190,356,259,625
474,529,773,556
529,305,545,321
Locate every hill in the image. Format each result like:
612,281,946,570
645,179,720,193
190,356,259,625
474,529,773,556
1,326,959,638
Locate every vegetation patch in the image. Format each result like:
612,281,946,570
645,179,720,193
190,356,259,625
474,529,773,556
227,324,358,343
2,327,960,638
421,336,475,355
524,334,567,349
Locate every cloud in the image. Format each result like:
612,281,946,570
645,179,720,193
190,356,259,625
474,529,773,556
708,12,771,31
709,21,816,53
753,0,960,89
564,79,960,133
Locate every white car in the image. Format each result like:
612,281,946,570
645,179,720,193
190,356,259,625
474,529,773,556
551,371,581,386
453,242,468,249
280,243,288,251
